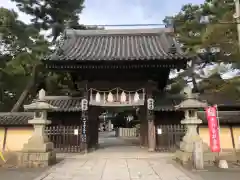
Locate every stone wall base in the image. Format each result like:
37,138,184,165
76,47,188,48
17,151,56,168
175,150,217,165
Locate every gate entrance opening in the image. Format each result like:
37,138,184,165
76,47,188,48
97,108,140,149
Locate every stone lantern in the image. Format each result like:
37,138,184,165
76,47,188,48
18,89,58,167
175,87,209,164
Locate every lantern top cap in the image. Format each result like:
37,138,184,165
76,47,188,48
175,87,208,110
24,89,58,111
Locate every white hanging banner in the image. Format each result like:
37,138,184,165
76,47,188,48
107,92,114,102
133,92,140,102
157,128,162,135
120,91,126,102
95,92,101,102
74,129,79,135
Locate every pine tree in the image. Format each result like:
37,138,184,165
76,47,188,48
0,8,48,111
11,0,85,39
166,0,240,95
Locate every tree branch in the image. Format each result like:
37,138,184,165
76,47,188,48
10,63,43,112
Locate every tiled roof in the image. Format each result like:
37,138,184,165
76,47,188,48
0,112,33,125
198,93,240,107
0,96,83,125
44,28,189,62
198,111,240,123
154,92,240,111
154,93,183,111
44,96,82,112
0,94,240,125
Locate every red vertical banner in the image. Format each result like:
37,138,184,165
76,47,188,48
205,106,221,152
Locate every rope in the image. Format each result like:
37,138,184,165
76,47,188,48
88,87,144,93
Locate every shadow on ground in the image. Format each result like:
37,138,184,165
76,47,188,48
177,152,240,180
192,166,240,180
0,151,64,180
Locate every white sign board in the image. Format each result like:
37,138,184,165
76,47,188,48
157,128,162,135
74,129,79,135
147,98,154,110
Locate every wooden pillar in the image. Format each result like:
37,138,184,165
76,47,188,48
88,106,94,150
147,111,155,151
139,106,148,148
139,107,144,147
92,107,101,149
146,81,156,152
87,93,100,151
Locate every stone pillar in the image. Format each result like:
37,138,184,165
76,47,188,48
18,89,57,168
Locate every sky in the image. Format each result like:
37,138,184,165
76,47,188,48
0,0,238,78
0,0,204,28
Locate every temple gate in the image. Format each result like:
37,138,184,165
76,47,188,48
42,27,190,152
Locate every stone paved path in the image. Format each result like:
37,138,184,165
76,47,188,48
34,132,195,180
38,156,193,180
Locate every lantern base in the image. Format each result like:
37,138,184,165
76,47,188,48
176,138,217,166
180,136,210,153
17,151,56,168
175,150,218,166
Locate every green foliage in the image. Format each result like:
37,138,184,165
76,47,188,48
11,0,85,39
0,0,100,111
11,0,84,29
166,0,240,96
0,7,48,111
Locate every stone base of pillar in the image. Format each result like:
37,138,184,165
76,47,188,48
175,133,218,165
148,148,155,152
175,136,217,165
175,150,217,165
22,141,54,152
180,137,209,153
17,151,56,168
18,137,56,168
88,143,99,152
